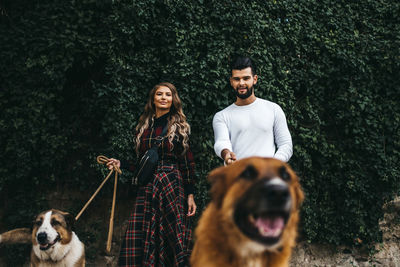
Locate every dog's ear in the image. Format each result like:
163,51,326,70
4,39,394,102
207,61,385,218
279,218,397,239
31,215,38,231
208,166,228,209
64,212,75,231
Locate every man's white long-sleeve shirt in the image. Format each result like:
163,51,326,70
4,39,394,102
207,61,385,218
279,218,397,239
212,98,293,162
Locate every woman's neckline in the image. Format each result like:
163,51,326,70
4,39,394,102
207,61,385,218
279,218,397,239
155,111,170,120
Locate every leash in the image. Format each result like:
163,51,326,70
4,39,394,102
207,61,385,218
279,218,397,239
75,155,122,253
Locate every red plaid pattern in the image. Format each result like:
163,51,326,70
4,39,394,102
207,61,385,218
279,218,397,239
124,124,196,189
118,118,195,267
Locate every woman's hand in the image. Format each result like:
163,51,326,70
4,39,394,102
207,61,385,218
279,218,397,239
106,158,121,170
187,194,197,217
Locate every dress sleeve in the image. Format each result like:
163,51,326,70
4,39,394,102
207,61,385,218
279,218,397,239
177,144,196,195
120,159,136,172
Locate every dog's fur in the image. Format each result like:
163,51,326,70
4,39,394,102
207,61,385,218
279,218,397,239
191,157,304,267
0,209,85,267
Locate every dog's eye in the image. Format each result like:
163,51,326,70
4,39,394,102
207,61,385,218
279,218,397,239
51,220,61,226
279,166,291,182
239,165,258,180
35,220,42,226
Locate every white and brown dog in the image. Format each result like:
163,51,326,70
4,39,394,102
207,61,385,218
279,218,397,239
0,209,85,267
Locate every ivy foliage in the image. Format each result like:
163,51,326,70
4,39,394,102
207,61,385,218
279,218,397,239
0,0,399,262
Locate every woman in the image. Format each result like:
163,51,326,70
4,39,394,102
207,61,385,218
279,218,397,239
107,82,197,267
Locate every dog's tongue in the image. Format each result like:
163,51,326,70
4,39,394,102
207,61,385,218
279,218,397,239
255,217,284,237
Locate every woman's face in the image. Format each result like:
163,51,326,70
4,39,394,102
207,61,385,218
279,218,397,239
153,86,173,112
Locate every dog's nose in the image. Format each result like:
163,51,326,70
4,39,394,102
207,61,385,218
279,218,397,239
264,183,289,206
37,232,47,244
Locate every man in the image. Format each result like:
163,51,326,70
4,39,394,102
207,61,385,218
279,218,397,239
213,56,293,165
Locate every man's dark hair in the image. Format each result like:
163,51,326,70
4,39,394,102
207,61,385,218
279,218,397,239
230,56,257,75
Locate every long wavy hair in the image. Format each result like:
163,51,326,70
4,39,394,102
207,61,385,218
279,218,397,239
135,82,191,155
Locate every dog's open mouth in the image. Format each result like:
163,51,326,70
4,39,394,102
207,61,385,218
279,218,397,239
39,234,61,251
249,211,290,242
249,212,286,238
235,209,289,246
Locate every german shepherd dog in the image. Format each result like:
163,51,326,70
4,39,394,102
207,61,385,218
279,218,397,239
191,157,304,267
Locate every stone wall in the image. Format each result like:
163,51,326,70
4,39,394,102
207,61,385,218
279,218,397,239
94,197,400,266
290,197,400,267
1,194,399,266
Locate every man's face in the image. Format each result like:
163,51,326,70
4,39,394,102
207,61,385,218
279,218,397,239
230,67,258,99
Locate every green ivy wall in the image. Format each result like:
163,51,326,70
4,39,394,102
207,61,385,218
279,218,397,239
0,0,399,264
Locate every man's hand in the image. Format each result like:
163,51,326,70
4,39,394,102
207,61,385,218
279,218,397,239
221,149,236,165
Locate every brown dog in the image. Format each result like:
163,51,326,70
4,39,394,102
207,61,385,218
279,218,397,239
0,209,85,267
191,157,304,267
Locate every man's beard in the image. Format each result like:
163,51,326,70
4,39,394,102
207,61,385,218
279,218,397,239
235,85,254,99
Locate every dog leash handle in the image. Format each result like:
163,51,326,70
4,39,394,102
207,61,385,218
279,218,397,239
75,155,121,253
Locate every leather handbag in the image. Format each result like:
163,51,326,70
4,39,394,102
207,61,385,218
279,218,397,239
132,125,168,186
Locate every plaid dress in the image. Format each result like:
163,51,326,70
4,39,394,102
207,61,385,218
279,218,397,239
118,113,196,267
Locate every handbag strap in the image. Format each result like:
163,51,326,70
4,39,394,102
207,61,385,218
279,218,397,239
154,124,168,147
